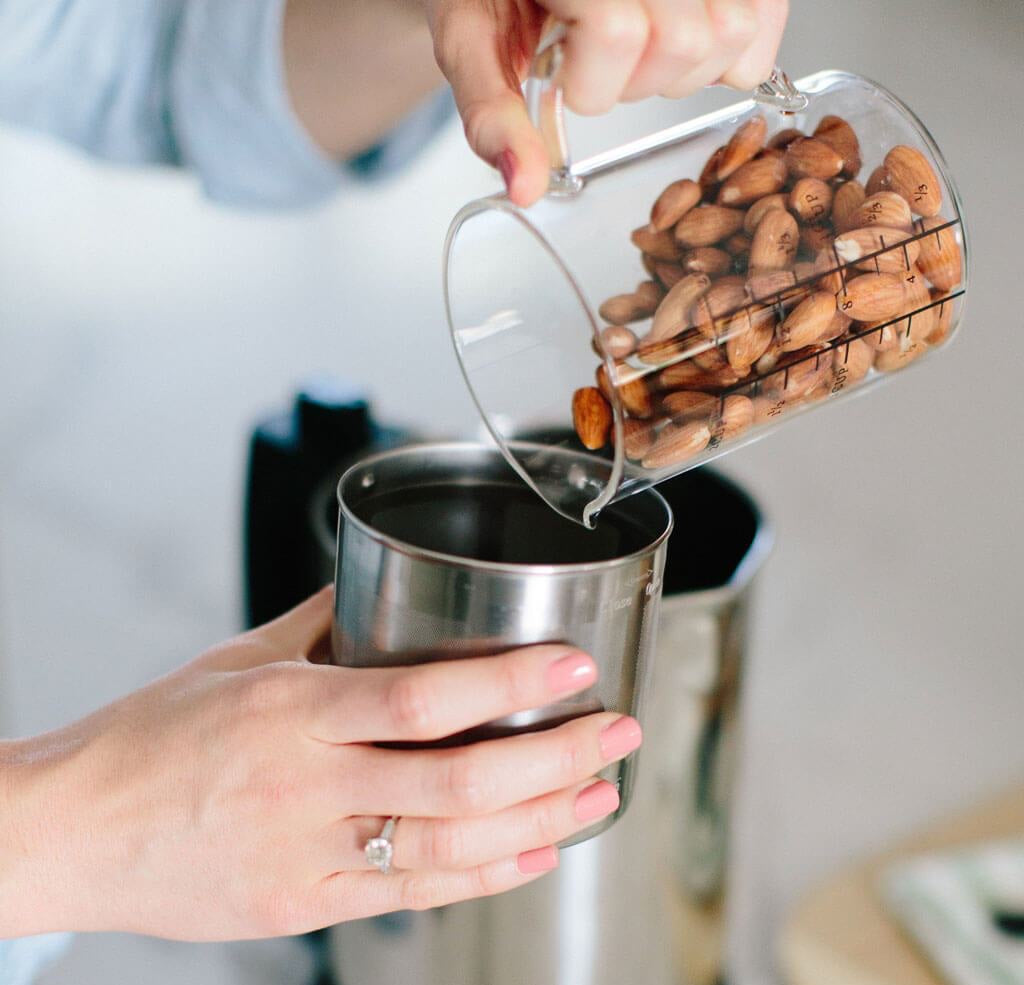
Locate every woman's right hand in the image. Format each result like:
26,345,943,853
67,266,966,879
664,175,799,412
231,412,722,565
0,587,638,941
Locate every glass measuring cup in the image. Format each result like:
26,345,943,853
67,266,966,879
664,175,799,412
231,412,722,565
444,27,968,527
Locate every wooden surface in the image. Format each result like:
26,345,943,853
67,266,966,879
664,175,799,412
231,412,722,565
780,785,1024,985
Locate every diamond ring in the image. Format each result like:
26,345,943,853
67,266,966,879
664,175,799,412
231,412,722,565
365,817,399,874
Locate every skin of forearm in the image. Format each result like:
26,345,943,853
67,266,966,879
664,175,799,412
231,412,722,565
283,0,445,160
0,736,73,936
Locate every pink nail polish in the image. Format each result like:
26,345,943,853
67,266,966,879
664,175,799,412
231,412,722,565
547,652,597,694
575,781,620,823
497,149,517,195
518,845,559,875
599,717,642,761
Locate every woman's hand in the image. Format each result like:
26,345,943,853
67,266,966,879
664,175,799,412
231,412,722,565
422,0,789,205
1,587,637,940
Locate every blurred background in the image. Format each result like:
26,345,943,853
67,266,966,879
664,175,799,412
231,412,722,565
1,0,1021,982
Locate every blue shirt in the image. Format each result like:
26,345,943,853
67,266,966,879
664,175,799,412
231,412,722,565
0,0,453,208
0,2,450,980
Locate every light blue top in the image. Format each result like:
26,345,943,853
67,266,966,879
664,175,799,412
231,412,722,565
0,0,453,208
0,1,449,980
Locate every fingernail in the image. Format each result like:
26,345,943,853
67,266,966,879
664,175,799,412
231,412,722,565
518,845,559,875
547,652,597,694
600,717,643,761
575,781,620,823
497,149,517,196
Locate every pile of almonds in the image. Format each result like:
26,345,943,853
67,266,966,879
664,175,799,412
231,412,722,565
571,114,964,471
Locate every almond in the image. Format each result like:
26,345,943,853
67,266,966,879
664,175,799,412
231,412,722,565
596,325,638,359
649,273,712,342
572,387,612,450
832,338,874,387
744,193,789,235
724,232,753,258
699,145,725,197
713,394,755,441
884,145,942,217
641,419,711,470
691,341,730,372
597,363,655,418
692,282,749,340
768,127,805,151
709,395,755,447
799,222,836,254
785,138,845,180
832,180,866,232
818,310,852,343
662,391,717,424
746,268,800,303
837,272,908,322
849,191,913,232
652,260,685,289
857,320,901,352
764,348,833,399
681,247,732,277
619,418,656,461
865,166,891,195
649,179,702,232
914,217,963,291
655,360,742,392
926,292,955,346
875,338,929,372
809,250,845,295
717,155,788,207
833,226,921,273
813,115,862,177
599,291,657,324
631,226,682,261
750,209,799,270
779,292,838,352
618,374,654,418
725,303,776,373
789,178,834,223
675,206,745,248
717,116,767,180
641,252,659,279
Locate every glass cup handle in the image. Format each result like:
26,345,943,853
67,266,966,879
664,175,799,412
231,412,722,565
525,16,807,198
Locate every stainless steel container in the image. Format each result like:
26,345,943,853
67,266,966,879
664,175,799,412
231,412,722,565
332,441,673,835
326,466,771,985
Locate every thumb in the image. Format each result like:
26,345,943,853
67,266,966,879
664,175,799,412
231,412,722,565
438,19,550,206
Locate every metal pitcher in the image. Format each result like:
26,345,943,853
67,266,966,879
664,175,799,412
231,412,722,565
318,466,771,985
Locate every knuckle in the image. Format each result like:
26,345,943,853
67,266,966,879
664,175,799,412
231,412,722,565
473,863,506,898
558,733,589,784
400,874,443,913
446,752,497,815
496,655,537,711
386,672,439,739
427,819,467,870
589,1,648,52
661,22,714,65
532,797,565,845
